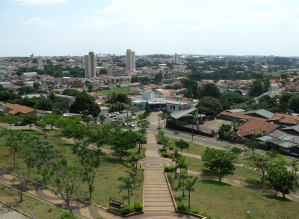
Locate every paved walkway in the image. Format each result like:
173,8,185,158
0,169,120,219
131,133,198,219
0,203,28,219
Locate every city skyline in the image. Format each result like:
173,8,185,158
1,0,299,57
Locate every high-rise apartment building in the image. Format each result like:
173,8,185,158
173,53,181,64
126,49,135,71
85,51,96,78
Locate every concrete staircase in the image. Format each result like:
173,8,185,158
142,133,175,213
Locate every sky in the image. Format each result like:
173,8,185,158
1,0,299,57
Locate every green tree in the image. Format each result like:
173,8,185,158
245,141,258,152
61,121,86,143
202,148,237,182
289,94,299,113
32,139,59,183
175,139,189,154
50,158,83,215
131,76,140,83
249,81,264,97
35,120,47,135
36,98,53,111
45,113,59,131
266,165,298,198
178,169,188,197
1,131,37,202
0,129,26,169
290,159,299,175
62,89,81,97
154,72,163,83
230,147,243,155
137,120,150,135
118,176,134,204
201,83,220,98
184,176,198,210
72,141,104,199
33,82,40,90
22,114,37,130
172,149,181,179
0,115,20,129
69,92,100,118
248,153,271,190
197,96,223,114
110,129,139,157
99,68,108,74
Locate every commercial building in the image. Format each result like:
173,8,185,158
126,49,135,71
85,52,96,78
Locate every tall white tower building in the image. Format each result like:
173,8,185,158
126,49,136,71
85,51,96,78
173,53,181,64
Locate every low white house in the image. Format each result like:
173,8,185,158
132,89,198,112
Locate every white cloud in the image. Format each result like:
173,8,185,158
14,0,68,5
21,17,53,26
72,0,299,35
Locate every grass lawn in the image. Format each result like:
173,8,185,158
97,87,130,95
0,184,69,219
167,172,298,219
185,156,261,182
0,130,143,208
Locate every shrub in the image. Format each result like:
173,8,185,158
159,148,165,152
200,211,212,219
231,147,243,155
121,205,134,215
164,166,175,172
161,152,172,158
169,145,174,150
177,202,188,211
191,209,199,214
60,213,76,219
133,202,143,211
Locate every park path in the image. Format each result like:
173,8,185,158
132,133,199,219
141,133,174,213
0,168,120,219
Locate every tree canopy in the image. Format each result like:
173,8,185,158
69,92,100,118
202,148,237,182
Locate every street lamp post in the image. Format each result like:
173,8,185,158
192,119,194,142
158,111,162,128
139,161,142,186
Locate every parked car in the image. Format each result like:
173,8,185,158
14,121,26,126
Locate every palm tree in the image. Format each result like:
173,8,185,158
127,153,142,172
172,149,181,179
118,176,134,204
161,136,170,151
185,176,198,210
177,156,188,172
179,169,188,197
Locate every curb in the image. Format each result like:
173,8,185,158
0,180,83,219
0,200,31,219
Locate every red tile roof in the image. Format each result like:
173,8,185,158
220,111,259,121
268,113,299,125
4,103,35,115
237,119,279,137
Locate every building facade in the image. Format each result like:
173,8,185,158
85,52,96,78
173,53,181,64
126,49,135,72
